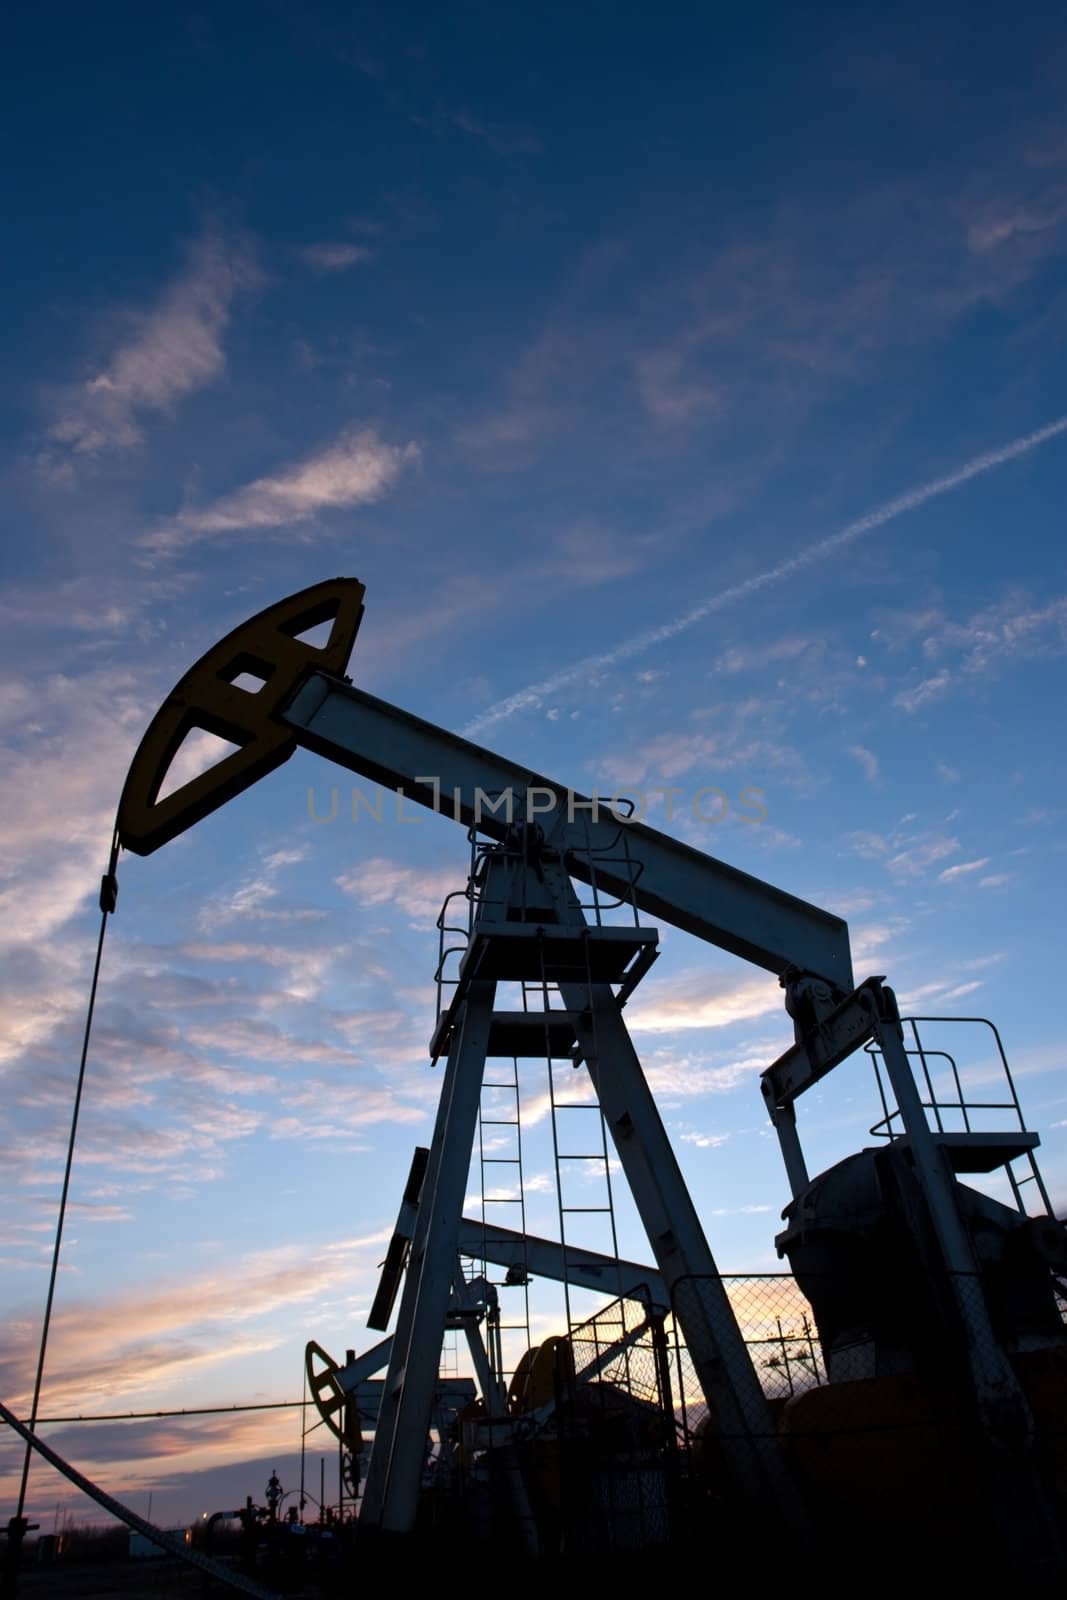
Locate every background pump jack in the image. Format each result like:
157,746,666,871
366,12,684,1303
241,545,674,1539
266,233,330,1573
113,578,1066,1561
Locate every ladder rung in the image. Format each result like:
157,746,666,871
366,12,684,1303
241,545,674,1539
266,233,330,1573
560,1206,613,1214
482,1157,520,1164
556,1153,606,1160
480,1119,518,1126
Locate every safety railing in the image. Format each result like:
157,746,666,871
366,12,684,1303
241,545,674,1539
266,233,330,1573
432,801,656,1027
432,827,484,1026
568,797,647,928
864,1015,1054,1214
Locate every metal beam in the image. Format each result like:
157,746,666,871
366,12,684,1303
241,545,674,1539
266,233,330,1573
283,673,853,986
456,1217,668,1310
333,1337,394,1393
359,981,498,1533
368,1147,429,1331
329,1376,476,1425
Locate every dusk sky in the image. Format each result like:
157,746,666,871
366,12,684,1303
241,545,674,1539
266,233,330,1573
3,2,1067,1531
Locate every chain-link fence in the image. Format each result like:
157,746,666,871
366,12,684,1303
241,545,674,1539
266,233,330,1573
666,1272,826,1462
480,1260,1067,1559
553,1288,677,1551
662,1266,1067,1560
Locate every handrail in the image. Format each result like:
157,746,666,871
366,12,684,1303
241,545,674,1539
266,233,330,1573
862,1015,1054,1214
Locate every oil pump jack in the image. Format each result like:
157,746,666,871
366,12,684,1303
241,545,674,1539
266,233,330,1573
112,578,1065,1564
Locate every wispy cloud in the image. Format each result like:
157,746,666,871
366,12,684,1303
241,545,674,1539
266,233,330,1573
464,413,1067,735
0,578,138,636
336,857,464,929
416,105,541,154
891,593,1067,711
635,344,721,423
0,667,149,949
45,231,258,462
632,135,1067,431
450,106,541,152
679,1130,730,1149
269,1076,428,1143
942,979,985,1000
515,1072,616,1130
894,673,952,713
846,822,970,883
714,637,817,676
0,903,436,1239
887,836,959,878
197,845,322,930
641,1041,785,1100
966,193,1067,255
178,939,339,1004
0,1232,390,1413
300,241,373,273
847,744,879,781
591,725,804,791
182,1015,356,1067
628,969,783,1035
937,857,990,883
141,427,419,553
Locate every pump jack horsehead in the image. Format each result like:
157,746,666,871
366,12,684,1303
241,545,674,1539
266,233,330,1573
114,577,1067,1561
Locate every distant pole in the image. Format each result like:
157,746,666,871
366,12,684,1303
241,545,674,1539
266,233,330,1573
298,1367,307,1514
319,1460,324,1524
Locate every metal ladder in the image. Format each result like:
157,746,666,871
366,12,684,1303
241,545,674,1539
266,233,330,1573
439,1324,460,1378
474,1051,532,1385
527,965,625,1334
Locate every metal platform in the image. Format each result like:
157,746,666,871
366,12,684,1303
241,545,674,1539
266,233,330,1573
458,921,659,985
430,924,659,1061
431,1008,582,1062
892,1130,1042,1174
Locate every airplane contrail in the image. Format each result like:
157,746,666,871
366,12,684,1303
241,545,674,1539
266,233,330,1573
463,413,1067,739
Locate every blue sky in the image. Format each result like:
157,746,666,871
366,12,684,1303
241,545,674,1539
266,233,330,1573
3,0,1067,1529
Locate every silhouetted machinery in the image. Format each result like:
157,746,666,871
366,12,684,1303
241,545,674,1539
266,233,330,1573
108,579,1066,1571
759,993,1067,1553
778,1122,1066,1386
